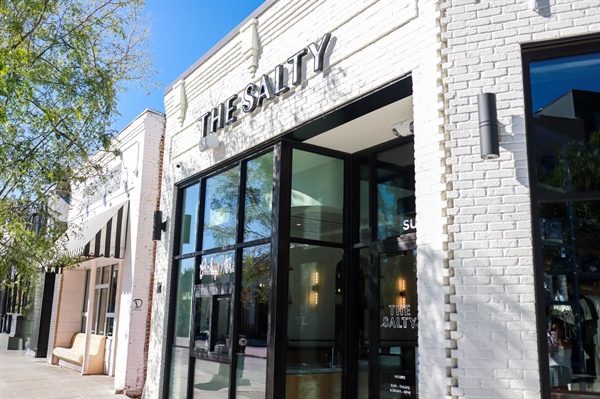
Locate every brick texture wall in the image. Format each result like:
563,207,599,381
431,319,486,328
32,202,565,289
442,1,599,398
145,0,600,398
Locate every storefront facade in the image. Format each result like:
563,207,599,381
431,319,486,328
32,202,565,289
47,110,165,396
145,1,599,398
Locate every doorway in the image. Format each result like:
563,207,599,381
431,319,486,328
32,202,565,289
355,141,418,399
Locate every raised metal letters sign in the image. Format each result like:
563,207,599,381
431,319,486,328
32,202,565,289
197,33,332,140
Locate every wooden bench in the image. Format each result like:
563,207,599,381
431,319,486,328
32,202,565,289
53,333,106,374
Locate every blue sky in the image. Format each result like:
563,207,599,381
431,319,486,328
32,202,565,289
113,0,265,132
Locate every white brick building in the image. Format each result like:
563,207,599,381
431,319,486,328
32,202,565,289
46,110,165,396
145,1,600,398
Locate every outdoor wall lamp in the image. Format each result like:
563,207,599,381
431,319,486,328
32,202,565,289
528,0,538,11
152,210,167,241
477,92,500,160
199,134,220,152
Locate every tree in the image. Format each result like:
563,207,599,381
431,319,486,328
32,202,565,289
0,0,154,287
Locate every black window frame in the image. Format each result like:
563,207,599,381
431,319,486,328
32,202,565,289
522,32,600,399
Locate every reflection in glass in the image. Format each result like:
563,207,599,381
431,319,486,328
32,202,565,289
180,184,200,255
541,201,600,393
357,248,370,399
197,251,236,285
530,52,600,194
244,152,274,242
168,347,189,399
376,144,415,239
203,167,240,250
236,245,270,399
194,359,230,399
359,162,370,243
194,297,210,350
290,150,344,243
94,288,107,335
108,266,118,313
174,258,195,339
379,251,418,399
529,50,600,398
286,245,342,399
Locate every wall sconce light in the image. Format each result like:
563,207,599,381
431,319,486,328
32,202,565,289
311,271,320,307
528,0,538,10
477,92,500,160
397,278,406,307
199,134,220,152
152,210,167,241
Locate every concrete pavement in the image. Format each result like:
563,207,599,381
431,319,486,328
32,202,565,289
0,347,128,399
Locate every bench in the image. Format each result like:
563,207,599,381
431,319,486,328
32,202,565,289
53,333,106,374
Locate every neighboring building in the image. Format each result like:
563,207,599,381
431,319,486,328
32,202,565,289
46,110,165,397
144,1,599,398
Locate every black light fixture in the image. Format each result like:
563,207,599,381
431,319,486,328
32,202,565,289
152,210,167,241
477,92,500,160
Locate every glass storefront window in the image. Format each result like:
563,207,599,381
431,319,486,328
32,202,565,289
286,244,343,399
530,52,600,194
203,167,240,250
169,347,190,399
193,359,230,398
196,251,236,286
83,264,118,337
378,251,417,399
244,152,274,242
236,245,270,399
175,258,195,340
290,149,344,243
180,184,200,255
376,143,415,239
527,47,600,397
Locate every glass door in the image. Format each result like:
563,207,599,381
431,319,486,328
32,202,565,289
356,140,417,399
377,250,417,399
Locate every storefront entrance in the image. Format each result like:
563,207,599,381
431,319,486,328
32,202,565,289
166,80,416,399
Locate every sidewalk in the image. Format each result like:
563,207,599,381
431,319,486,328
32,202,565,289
0,348,128,399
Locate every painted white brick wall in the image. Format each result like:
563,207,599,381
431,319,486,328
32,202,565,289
56,110,164,395
442,1,599,398
112,110,165,396
146,0,599,398
146,0,453,397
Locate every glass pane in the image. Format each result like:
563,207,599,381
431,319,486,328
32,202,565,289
180,184,200,255
379,251,418,399
102,265,110,285
214,296,231,354
377,144,415,240
529,51,600,193
106,317,114,337
168,346,189,399
236,245,270,399
193,358,230,398
108,266,118,313
358,161,370,243
174,258,195,339
290,150,344,243
244,152,274,242
197,251,236,285
82,270,90,312
541,201,600,394
194,297,211,350
95,267,102,286
357,248,370,399
203,167,240,250
96,288,107,335
80,316,87,333
286,245,343,399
